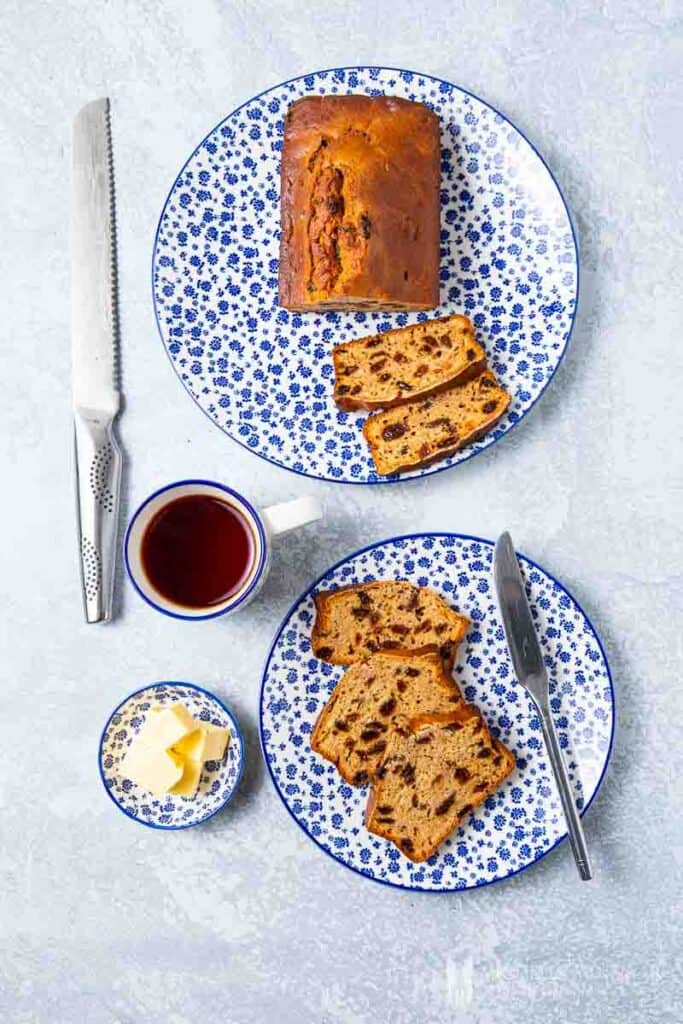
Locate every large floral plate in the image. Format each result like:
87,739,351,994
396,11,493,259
260,534,613,891
152,67,578,484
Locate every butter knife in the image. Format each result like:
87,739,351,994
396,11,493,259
70,98,122,623
493,532,592,880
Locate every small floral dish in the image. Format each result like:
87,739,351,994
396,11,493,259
99,681,244,829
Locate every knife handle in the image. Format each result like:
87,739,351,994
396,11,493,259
74,409,122,623
538,705,593,880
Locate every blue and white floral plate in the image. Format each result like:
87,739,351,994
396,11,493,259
260,534,613,891
99,682,244,829
152,66,578,484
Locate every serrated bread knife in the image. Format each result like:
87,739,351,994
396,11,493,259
71,98,122,623
493,532,592,880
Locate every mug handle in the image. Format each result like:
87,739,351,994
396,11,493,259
260,496,322,538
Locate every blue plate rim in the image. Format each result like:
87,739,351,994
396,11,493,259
98,680,246,830
150,64,580,486
259,531,615,892
123,478,268,621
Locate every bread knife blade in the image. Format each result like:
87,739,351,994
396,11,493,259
70,98,122,623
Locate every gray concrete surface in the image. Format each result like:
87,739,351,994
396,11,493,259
1,1,681,1021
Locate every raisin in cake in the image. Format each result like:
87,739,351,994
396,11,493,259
366,712,515,861
363,369,511,475
279,95,440,311
311,651,465,786
311,581,470,667
333,314,486,411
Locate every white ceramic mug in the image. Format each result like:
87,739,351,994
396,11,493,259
124,479,321,620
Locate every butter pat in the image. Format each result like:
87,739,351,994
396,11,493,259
173,727,210,763
172,722,230,763
170,757,203,798
121,743,184,796
138,704,195,750
119,703,229,800
203,724,230,761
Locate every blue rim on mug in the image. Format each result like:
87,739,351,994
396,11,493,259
123,479,268,621
98,680,246,830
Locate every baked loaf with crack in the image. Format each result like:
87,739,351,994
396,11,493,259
279,95,440,311
333,314,486,410
311,581,470,668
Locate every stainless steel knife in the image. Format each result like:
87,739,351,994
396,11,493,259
70,98,122,623
493,532,592,880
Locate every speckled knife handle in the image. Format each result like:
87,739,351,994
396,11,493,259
538,703,593,880
74,409,122,623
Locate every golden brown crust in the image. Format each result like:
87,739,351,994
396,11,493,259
362,369,511,475
311,651,466,786
492,737,517,777
332,314,487,411
279,95,440,311
365,783,378,823
365,712,515,862
310,581,470,668
310,688,344,770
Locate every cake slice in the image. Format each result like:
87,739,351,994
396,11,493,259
366,712,515,861
311,651,465,786
333,314,486,411
311,581,470,667
363,369,511,475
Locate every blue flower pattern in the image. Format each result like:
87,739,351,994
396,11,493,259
100,683,244,829
152,67,577,483
260,535,613,890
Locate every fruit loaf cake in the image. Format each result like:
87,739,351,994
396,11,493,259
311,651,465,786
279,95,441,311
363,369,511,475
333,314,486,411
366,712,515,861
311,581,470,667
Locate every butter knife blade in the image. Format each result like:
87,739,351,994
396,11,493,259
493,531,548,700
493,532,593,880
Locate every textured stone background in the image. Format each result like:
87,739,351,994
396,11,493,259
1,1,682,1021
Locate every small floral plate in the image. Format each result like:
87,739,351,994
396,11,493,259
260,534,614,891
152,66,578,485
99,682,244,829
